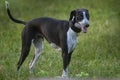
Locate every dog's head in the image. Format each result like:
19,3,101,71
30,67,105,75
69,9,90,33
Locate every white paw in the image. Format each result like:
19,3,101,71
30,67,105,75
62,75,69,80
62,71,68,80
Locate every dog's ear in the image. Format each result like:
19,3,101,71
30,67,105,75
69,10,76,21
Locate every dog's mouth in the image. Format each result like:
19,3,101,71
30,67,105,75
82,26,87,33
78,23,89,33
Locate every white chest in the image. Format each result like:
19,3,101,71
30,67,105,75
67,28,77,53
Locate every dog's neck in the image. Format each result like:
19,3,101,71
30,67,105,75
69,21,81,33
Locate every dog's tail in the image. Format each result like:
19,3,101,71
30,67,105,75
5,1,26,25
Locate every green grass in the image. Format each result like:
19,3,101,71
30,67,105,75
0,0,120,80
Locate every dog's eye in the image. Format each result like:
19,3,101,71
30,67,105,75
77,17,82,21
77,15,83,21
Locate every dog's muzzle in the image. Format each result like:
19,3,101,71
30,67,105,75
78,23,89,33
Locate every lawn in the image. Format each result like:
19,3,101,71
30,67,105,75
0,0,120,80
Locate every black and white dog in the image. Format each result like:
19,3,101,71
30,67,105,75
5,1,90,78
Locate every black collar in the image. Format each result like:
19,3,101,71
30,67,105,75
69,21,81,33
71,25,81,33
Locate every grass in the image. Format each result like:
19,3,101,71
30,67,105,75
0,0,120,80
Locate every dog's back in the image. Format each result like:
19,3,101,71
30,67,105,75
28,17,70,46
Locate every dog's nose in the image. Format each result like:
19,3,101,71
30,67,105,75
85,24,89,27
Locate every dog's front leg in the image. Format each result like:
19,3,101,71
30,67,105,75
62,52,69,78
60,35,70,78
62,51,73,78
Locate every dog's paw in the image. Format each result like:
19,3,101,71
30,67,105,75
62,72,69,80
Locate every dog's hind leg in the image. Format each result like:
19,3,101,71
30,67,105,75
29,37,43,73
17,27,35,71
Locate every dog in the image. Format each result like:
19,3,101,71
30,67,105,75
5,1,90,78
